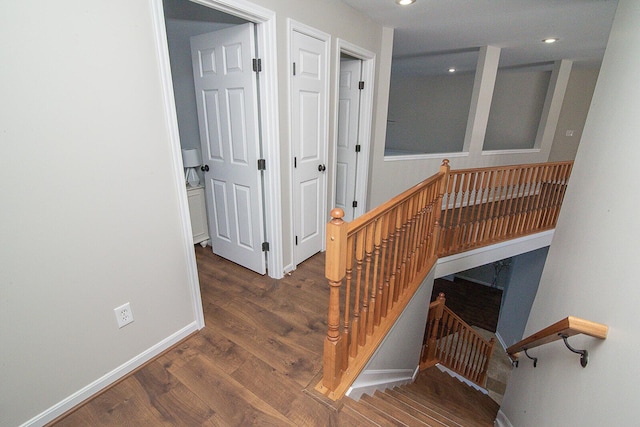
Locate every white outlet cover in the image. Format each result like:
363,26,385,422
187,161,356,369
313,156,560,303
114,302,134,328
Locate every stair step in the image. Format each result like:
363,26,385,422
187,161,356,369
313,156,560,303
372,390,451,426
385,389,466,427
343,397,409,426
406,368,499,426
341,367,499,427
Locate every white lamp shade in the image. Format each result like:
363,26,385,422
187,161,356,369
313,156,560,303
181,148,202,168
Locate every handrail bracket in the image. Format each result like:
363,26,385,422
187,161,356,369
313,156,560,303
560,333,589,368
523,348,538,368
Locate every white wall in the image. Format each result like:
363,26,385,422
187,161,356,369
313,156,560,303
500,1,640,425
0,1,201,425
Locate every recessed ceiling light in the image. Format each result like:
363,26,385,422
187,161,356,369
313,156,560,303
448,68,456,73
396,0,416,5
543,38,559,44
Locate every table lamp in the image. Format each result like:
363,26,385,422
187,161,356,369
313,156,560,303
181,148,202,187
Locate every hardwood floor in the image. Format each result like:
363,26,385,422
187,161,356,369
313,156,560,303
53,247,500,426
53,247,355,426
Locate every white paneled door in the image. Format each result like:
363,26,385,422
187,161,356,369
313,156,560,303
291,28,329,266
335,57,363,222
191,23,266,275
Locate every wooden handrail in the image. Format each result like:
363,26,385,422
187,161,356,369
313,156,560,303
319,159,574,399
507,316,608,362
421,293,496,388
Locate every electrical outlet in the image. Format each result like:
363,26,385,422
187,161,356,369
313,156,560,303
114,302,134,328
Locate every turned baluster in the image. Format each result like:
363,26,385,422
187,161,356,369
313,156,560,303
373,217,384,327
433,159,449,257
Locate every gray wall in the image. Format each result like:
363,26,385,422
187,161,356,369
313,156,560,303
385,73,474,154
496,247,549,348
0,0,389,425
348,268,435,399
548,67,600,162
484,70,551,150
0,2,200,425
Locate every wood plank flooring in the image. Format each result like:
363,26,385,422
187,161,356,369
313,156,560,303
52,246,500,426
52,247,354,426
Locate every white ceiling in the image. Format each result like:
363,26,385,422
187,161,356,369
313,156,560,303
340,0,619,76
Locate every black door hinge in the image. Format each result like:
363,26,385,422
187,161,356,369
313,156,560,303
294,157,297,168
293,62,296,76
258,158,266,170
358,81,365,90
355,144,361,152
262,242,269,252
352,201,358,208
253,58,262,72
295,236,298,245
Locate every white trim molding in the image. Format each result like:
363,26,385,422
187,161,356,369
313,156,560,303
346,366,419,401
495,410,515,427
435,230,554,278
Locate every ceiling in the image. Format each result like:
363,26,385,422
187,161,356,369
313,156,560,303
340,0,619,76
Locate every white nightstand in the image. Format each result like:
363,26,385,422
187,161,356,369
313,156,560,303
186,185,210,247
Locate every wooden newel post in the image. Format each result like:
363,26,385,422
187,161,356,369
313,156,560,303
323,208,348,392
426,292,446,362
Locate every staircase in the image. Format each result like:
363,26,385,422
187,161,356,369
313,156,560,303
343,367,499,426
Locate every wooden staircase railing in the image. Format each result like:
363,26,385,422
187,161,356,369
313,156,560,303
507,316,608,368
315,161,450,400
318,159,573,399
421,293,496,388
439,161,573,257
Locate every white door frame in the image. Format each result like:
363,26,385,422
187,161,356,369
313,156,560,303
151,0,284,306
287,19,331,270
331,39,375,220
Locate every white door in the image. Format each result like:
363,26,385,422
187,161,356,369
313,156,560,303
191,23,266,274
291,29,329,265
335,57,362,222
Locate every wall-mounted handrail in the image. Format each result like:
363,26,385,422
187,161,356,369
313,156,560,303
506,316,608,367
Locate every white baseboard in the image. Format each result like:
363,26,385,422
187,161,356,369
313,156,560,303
346,366,419,401
495,331,509,351
21,322,201,427
436,364,488,395
495,409,514,427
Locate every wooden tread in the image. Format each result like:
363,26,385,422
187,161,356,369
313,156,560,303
342,367,498,427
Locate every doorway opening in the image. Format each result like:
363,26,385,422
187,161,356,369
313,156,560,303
332,39,375,223
156,0,283,280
